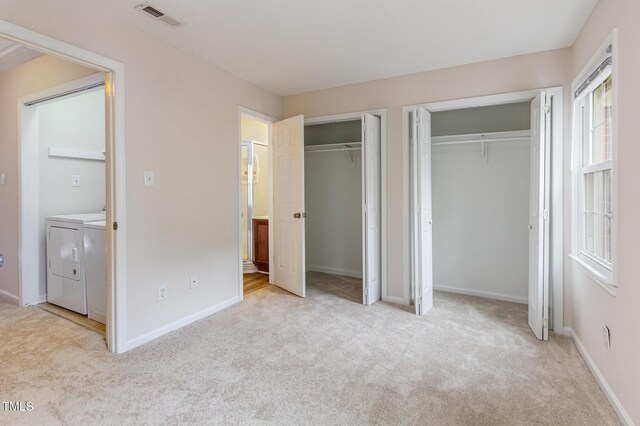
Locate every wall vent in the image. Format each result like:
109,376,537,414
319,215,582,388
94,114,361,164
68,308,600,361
135,2,185,28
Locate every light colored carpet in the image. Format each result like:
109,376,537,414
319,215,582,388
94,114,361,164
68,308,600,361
37,302,106,335
0,271,619,425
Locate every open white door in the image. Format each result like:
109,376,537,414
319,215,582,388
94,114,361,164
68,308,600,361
528,93,551,341
410,107,433,315
362,113,381,305
272,115,306,297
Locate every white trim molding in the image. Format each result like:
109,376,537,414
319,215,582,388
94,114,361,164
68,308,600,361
434,285,527,305
306,265,363,279
568,328,634,425
126,296,242,351
0,288,19,303
570,30,618,298
0,19,127,354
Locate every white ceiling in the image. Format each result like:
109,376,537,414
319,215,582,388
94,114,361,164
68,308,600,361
0,38,44,74
107,0,597,96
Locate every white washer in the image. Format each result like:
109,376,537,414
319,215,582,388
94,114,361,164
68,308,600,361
84,221,106,324
46,213,106,314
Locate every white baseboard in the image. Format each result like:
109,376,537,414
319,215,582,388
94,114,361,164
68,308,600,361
434,284,527,305
382,295,406,305
568,328,634,426
0,288,19,303
126,296,242,351
306,265,362,279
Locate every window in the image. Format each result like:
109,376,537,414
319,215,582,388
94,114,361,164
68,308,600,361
573,44,615,289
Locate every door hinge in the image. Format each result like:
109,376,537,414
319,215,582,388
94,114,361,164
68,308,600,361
113,221,118,231
544,103,551,114
543,210,549,220
542,318,549,328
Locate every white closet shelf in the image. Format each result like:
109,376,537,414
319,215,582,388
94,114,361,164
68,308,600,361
305,141,362,153
431,130,531,146
49,146,105,161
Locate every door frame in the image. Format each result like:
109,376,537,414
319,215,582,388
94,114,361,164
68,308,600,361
304,109,388,303
0,19,127,353
402,87,564,332
241,140,255,265
237,106,275,298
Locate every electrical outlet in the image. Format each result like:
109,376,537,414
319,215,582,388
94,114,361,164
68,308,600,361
158,285,167,301
190,274,199,289
71,175,81,187
603,325,611,349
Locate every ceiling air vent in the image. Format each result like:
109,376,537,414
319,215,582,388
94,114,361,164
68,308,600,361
135,2,185,28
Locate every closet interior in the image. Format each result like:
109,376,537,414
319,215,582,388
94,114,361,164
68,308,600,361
304,119,364,302
430,102,532,305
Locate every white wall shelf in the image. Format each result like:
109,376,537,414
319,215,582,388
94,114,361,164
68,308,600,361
431,130,531,146
48,146,105,161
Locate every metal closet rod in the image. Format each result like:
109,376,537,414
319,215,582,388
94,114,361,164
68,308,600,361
305,141,362,153
431,136,530,146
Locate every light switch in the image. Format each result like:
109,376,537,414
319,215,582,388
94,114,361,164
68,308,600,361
144,171,154,187
0,173,5,185
71,175,81,187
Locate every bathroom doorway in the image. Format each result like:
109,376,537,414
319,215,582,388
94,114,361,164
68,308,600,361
239,109,273,296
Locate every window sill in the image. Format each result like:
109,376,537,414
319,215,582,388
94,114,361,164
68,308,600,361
569,254,617,296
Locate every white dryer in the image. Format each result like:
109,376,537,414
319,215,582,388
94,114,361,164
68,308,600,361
84,221,106,324
46,213,106,314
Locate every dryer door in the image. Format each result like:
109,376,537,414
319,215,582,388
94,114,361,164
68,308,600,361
49,226,81,281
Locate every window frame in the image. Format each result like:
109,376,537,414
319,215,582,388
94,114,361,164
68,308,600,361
571,34,617,295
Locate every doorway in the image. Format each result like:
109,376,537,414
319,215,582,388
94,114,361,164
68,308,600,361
303,112,382,305
304,118,363,303
238,109,274,296
238,109,386,305
404,88,564,340
0,21,126,353
20,73,107,334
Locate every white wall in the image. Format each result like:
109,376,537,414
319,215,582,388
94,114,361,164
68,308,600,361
305,150,362,277
567,0,640,423
32,88,106,298
0,54,98,301
0,0,282,346
432,140,530,303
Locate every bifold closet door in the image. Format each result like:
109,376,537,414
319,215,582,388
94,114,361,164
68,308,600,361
362,113,381,305
528,92,551,341
272,115,306,297
411,107,433,315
